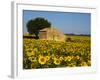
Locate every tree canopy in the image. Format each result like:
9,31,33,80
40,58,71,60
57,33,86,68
26,17,51,39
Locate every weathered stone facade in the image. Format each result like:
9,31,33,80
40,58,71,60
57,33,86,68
39,28,66,42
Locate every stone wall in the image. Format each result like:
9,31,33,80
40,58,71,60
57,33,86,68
39,28,66,42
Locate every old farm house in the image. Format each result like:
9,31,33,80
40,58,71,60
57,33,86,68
39,27,66,42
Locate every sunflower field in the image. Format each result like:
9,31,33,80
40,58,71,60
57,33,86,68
23,36,91,69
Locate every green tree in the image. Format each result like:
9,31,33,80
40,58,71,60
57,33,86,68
26,17,51,39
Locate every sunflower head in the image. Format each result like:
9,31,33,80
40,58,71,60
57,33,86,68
76,56,80,60
54,58,60,65
46,56,50,61
38,55,47,65
28,56,37,62
64,56,72,61
80,62,88,66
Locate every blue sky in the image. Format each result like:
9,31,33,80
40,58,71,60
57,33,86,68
23,10,91,35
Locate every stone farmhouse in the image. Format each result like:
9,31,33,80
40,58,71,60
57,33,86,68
39,27,66,42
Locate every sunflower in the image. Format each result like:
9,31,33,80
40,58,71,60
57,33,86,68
38,56,47,65
80,62,88,66
76,56,80,60
64,56,72,61
46,56,50,61
26,50,35,57
28,56,37,62
54,58,60,65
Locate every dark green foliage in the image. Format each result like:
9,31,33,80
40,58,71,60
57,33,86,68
26,17,51,39
66,37,72,42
